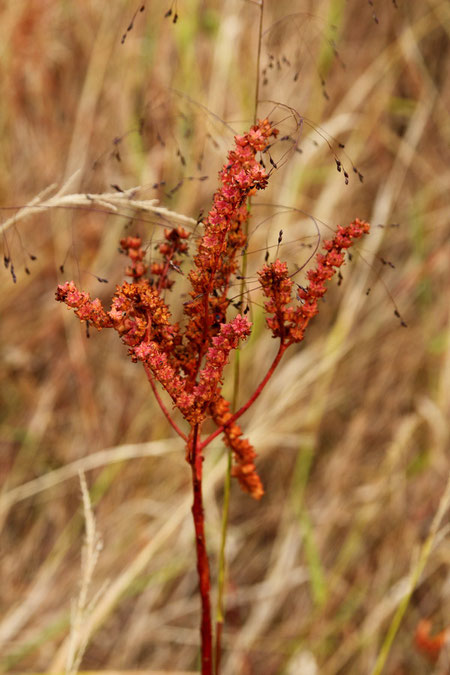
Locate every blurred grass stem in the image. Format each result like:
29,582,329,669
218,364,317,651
370,472,450,675
214,3,264,670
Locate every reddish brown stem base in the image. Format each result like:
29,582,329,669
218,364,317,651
188,426,213,675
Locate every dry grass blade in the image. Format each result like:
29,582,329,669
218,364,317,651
0,177,196,237
65,472,104,674
0,440,183,516
369,473,450,675
48,459,227,673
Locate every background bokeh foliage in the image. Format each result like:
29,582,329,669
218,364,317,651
0,0,449,673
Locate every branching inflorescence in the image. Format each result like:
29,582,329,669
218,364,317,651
56,119,369,674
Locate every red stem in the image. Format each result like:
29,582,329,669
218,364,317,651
188,424,213,674
143,363,188,442
200,342,287,451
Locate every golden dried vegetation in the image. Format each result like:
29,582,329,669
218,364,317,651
0,0,449,673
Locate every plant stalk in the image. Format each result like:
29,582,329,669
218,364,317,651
188,424,213,674
254,0,264,123
214,0,264,648
215,4,265,664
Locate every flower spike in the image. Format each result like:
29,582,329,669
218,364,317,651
259,219,370,344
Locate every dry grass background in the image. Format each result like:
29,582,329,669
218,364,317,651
0,0,449,673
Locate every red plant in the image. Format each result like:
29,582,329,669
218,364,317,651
56,119,369,674
414,619,449,663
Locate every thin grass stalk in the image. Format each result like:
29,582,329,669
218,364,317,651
214,6,265,670
254,0,264,124
370,473,450,675
214,448,232,675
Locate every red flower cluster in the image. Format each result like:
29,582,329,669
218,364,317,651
415,619,450,663
56,120,280,499
182,118,278,381
56,122,369,501
259,219,370,344
211,397,264,499
134,313,251,425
